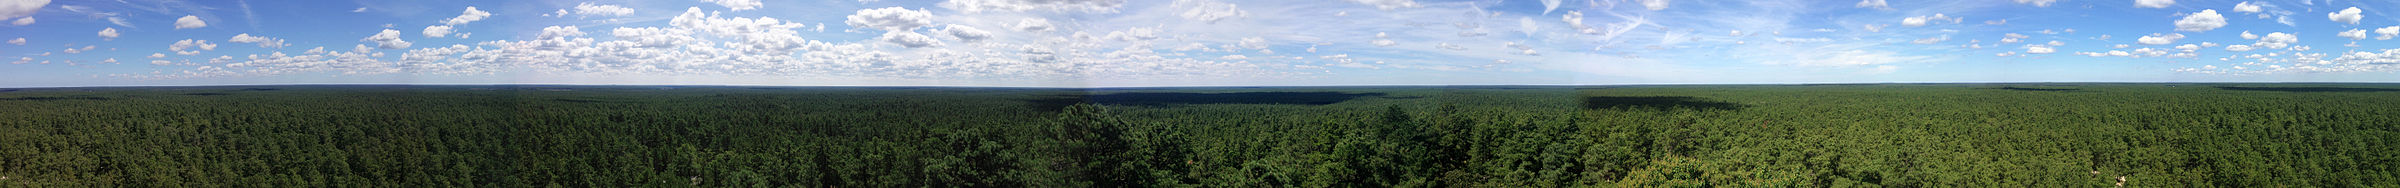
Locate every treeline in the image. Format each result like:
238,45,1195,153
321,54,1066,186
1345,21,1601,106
0,85,2395,186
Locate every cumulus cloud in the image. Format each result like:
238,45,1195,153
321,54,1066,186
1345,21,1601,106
1013,18,1053,32
537,25,586,39
879,30,943,48
2240,31,2258,39
847,7,934,32
441,7,492,25
1342,0,1420,10
1856,0,1888,9
170,15,208,29
7,37,20,45
2134,0,2173,8
2254,32,2296,49
941,0,1125,13
228,33,286,48
2377,26,2399,40
2026,45,2056,54
98,28,119,40
0,0,45,20
1175,0,1245,23
941,25,992,42
361,29,411,49
423,25,454,38
704,0,763,11
169,39,218,55
10,17,29,26
1901,14,1959,27
1238,37,1268,49
2174,9,2226,32
2016,0,2056,7
2328,7,2362,25
2233,1,2262,13
148,53,165,58
574,3,635,17
2136,33,2183,45
2338,29,2368,40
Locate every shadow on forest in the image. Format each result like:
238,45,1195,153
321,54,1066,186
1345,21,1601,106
182,93,233,96
1988,87,2083,92
0,96,111,101
1027,92,1387,111
2215,86,2400,92
239,88,281,91
1582,96,1746,111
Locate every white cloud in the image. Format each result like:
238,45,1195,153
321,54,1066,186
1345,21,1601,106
0,0,46,20
1901,14,1958,27
1856,0,1888,9
1521,17,1553,37
2233,2,2262,13
2338,29,2368,40
1238,37,1269,49
98,28,119,40
10,17,29,26
423,25,454,37
6,38,20,45
1174,0,1245,23
148,53,165,58
1640,0,1670,10
1012,18,1053,32
1219,55,1247,60
2377,26,2399,40
704,0,764,11
847,7,934,32
1912,35,1948,44
2134,0,2173,8
672,7,808,37
2328,7,2362,25
941,0,1125,13
361,29,412,49
2016,0,2056,7
2174,9,2226,32
168,39,218,55
2026,45,2058,54
2240,31,2258,39
608,27,700,47
352,7,367,13
1435,43,1467,51
441,7,492,25
2255,32,2297,49
574,3,636,17
1342,0,1420,10
879,31,943,48
2136,33,2183,45
228,33,286,48
537,25,586,39
173,15,208,29
941,24,992,42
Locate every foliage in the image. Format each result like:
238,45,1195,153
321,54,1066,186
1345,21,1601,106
0,84,2395,186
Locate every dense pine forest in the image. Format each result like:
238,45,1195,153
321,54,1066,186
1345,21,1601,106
0,84,2396,187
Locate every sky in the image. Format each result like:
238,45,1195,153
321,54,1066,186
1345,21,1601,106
2,0,2399,88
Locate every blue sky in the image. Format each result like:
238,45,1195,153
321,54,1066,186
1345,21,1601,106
2,0,2398,88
